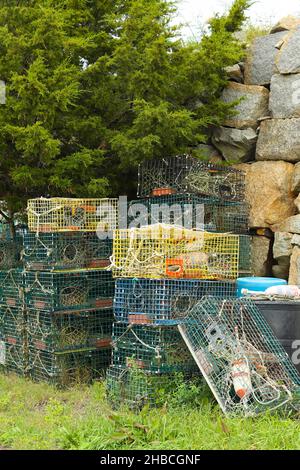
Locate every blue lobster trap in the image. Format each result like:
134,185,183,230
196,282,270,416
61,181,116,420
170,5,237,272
114,278,236,325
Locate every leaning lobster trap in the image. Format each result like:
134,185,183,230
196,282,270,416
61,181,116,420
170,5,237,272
137,155,245,202
178,297,300,417
28,346,111,387
128,194,249,235
112,224,239,280
0,269,24,308
114,278,236,325
0,336,26,376
27,198,119,233
24,269,114,312
27,308,113,353
112,323,198,375
23,232,112,270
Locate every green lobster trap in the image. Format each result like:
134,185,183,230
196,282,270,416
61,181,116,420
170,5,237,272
23,232,112,270
27,308,113,353
112,323,197,375
106,366,195,410
128,194,249,235
0,269,24,308
137,155,245,202
24,269,114,312
0,305,25,342
0,336,26,376
28,346,111,387
178,297,300,417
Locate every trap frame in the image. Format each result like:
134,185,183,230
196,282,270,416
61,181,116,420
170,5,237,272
137,155,245,202
27,308,113,353
178,297,300,417
0,305,25,342
0,336,26,376
23,232,112,270
24,269,114,312
28,346,111,387
0,269,24,308
112,224,240,280
112,323,198,375
27,198,119,233
114,278,236,325
128,194,249,235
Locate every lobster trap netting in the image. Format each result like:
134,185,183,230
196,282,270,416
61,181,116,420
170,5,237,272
24,269,114,312
23,232,112,270
178,297,300,416
112,323,198,375
114,278,236,325
128,194,249,235
27,308,113,353
0,337,26,376
137,155,245,202
112,224,239,280
0,305,25,342
106,366,196,410
0,269,24,308
28,347,111,387
0,239,22,270
27,198,119,233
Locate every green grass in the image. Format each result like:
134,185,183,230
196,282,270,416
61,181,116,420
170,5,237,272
0,373,300,450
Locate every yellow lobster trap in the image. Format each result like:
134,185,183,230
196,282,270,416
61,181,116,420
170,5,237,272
27,198,119,233
111,224,239,280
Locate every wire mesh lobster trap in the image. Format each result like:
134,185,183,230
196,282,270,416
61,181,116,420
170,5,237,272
112,323,198,375
0,269,24,308
24,269,114,312
128,194,249,235
27,308,114,353
114,278,236,325
0,238,22,270
178,297,300,417
28,347,111,387
112,224,240,280
0,305,25,342
23,232,112,270
0,336,26,376
27,198,119,233
137,155,246,202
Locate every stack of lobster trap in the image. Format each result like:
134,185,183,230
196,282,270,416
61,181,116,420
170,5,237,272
107,155,253,409
0,198,118,387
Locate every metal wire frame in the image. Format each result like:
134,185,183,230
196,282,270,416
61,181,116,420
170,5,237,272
137,155,245,202
106,365,196,410
112,224,240,281
0,305,25,341
112,323,198,375
28,347,111,387
0,269,24,308
128,194,249,235
114,278,236,325
24,269,115,313
0,336,27,376
27,308,114,353
27,197,119,233
178,296,300,417
23,232,112,271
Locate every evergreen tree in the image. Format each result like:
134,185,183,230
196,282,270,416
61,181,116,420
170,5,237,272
0,0,251,228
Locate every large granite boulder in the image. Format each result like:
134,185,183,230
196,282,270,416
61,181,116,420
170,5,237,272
289,246,300,284
221,82,269,129
294,194,300,212
251,235,271,276
272,214,300,233
196,144,223,163
273,232,293,263
276,28,300,74
225,64,243,83
236,161,295,228
256,119,300,162
271,16,300,34
244,31,287,86
270,74,300,118
212,127,257,163
292,162,300,193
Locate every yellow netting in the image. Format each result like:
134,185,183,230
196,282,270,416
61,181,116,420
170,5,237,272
111,224,239,280
27,198,118,233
